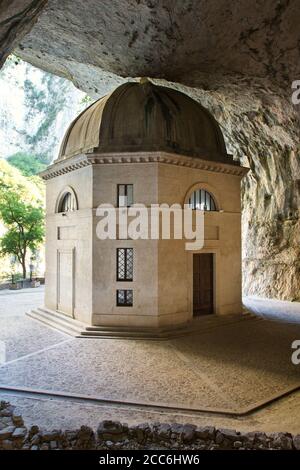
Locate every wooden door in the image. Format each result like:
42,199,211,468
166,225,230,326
193,253,214,316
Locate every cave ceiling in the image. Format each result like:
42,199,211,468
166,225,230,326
9,0,300,97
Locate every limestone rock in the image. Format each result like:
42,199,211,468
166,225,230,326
97,420,128,442
293,434,300,450
219,428,240,443
14,1,300,94
0,426,15,440
12,427,27,439
2,439,13,450
271,432,293,450
181,424,197,442
196,425,216,440
12,414,24,427
41,430,60,442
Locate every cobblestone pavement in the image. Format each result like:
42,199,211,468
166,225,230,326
0,288,300,432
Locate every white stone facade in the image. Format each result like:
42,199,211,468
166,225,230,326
41,151,247,330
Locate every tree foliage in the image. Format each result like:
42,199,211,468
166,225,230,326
0,159,45,279
0,192,44,279
7,152,46,176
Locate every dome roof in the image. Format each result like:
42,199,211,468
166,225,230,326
58,81,231,164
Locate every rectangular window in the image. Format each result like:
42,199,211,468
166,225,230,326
116,289,133,307
117,184,133,207
117,248,133,281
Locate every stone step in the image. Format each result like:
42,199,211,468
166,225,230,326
79,330,170,339
27,309,82,336
85,324,190,334
81,323,199,339
27,308,195,339
37,307,87,329
84,314,249,332
27,307,258,339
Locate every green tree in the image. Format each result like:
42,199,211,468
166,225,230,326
0,190,44,279
7,152,46,176
0,159,45,280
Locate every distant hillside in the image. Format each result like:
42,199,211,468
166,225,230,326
0,55,90,164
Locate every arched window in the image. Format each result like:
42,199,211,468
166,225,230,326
57,188,78,213
59,193,73,212
188,189,217,211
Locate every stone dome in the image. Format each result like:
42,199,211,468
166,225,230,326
58,80,231,164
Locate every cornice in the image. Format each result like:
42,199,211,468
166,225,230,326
40,152,249,180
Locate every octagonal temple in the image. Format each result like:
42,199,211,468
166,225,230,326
29,80,248,337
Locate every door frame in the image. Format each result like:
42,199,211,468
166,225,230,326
192,252,214,316
188,248,220,319
56,247,75,318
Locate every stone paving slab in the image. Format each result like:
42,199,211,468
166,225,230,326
0,320,299,413
0,288,300,414
0,287,69,363
170,320,300,410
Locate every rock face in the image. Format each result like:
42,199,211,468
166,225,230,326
0,0,299,299
0,57,86,162
0,0,47,68
13,0,300,93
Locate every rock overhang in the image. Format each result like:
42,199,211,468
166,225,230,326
12,0,300,96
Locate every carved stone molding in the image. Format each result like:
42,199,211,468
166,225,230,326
41,151,249,181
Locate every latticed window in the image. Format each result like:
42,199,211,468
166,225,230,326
117,184,133,207
116,289,133,307
188,189,217,211
117,248,133,281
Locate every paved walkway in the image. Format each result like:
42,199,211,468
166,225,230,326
244,296,300,324
0,287,300,433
